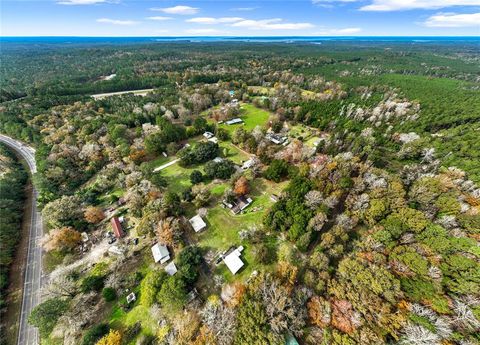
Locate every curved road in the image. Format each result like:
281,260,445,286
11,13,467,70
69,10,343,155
0,134,43,345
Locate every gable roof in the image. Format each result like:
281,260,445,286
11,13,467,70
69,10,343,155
110,217,124,238
151,243,170,263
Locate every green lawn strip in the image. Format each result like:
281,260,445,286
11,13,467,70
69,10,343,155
219,142,251,164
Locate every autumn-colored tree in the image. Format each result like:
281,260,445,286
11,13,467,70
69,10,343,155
84,206,105,224
234,176,249,196
96,329,122,345
221,282,246,307
191,326,216,345
42,227,82,252
156,217,182,248
331,299,357,334
129,149,147,164
276,260,298,287
308,296,331,328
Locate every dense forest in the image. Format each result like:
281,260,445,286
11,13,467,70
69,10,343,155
0,40,479,345
0,144,28,343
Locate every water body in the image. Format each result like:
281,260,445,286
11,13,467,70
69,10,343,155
1,36,479,45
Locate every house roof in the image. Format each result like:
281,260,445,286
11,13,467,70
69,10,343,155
189,214,207,232
151,243,170,263
165,262,178,276
226,118,243,125
224,250,244,274
110,217,124,238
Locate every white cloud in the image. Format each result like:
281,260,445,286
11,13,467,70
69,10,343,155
186,17,244,24
185,28,223,34
360,0,480,11
230,7,258,11
57,0,107,4
424,12,480,27
96,18,138,25
315,27,362,35
151,5,199,15
146,16,173,21
231,18,314,30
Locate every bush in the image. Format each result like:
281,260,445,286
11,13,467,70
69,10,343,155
190,170,203,184
82,323,110,345
81,275,105,293
102,287,117,302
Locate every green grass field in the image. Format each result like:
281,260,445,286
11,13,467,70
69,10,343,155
195,178,288,282
217,103,271,135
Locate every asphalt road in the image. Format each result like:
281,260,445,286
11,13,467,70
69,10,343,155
0,134,43,345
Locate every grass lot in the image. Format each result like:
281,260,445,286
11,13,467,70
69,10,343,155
195,178,288,283
217,103,271,135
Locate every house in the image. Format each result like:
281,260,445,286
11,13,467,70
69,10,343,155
165,262,178,276
266,133,287,145
208,137,219,144
203,131,214,139
151,243,170,264
189,214,207,233
241,158,255,170
110,217,124,238
223,246,245,274
126,292,136,304
223,195,253,214
226,118,243,125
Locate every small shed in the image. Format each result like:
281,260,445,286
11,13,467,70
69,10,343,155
126,292,136,304
110,217,124,238
151,243,170,264
165,262,178,276
189,214,207,233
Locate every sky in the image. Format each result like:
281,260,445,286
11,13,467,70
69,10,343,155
1,0,480,36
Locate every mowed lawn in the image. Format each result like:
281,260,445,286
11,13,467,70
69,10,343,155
195,178,288,282
217,103,271,135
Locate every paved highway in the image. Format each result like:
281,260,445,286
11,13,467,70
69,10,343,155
0,134,43,345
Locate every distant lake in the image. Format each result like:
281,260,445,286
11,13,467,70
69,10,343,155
1,36,479,45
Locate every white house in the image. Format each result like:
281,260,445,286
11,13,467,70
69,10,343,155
189,214,207,233
203,131,214,139
223,246,245,274
151,243,170,264
208,137,219,144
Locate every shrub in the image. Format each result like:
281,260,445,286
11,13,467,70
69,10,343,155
81,275,105,293
102,287,117,302
190,170,203,184
82,323,110,345
28,298,69,337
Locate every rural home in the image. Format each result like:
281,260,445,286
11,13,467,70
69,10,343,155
151,243,170,264
223,195,253,214
223,246,245,274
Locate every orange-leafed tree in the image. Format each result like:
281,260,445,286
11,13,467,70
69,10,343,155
42,227,82,252
84,206,105,224
234,176,249,196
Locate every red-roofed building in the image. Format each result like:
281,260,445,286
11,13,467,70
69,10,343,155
110,217,124,238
